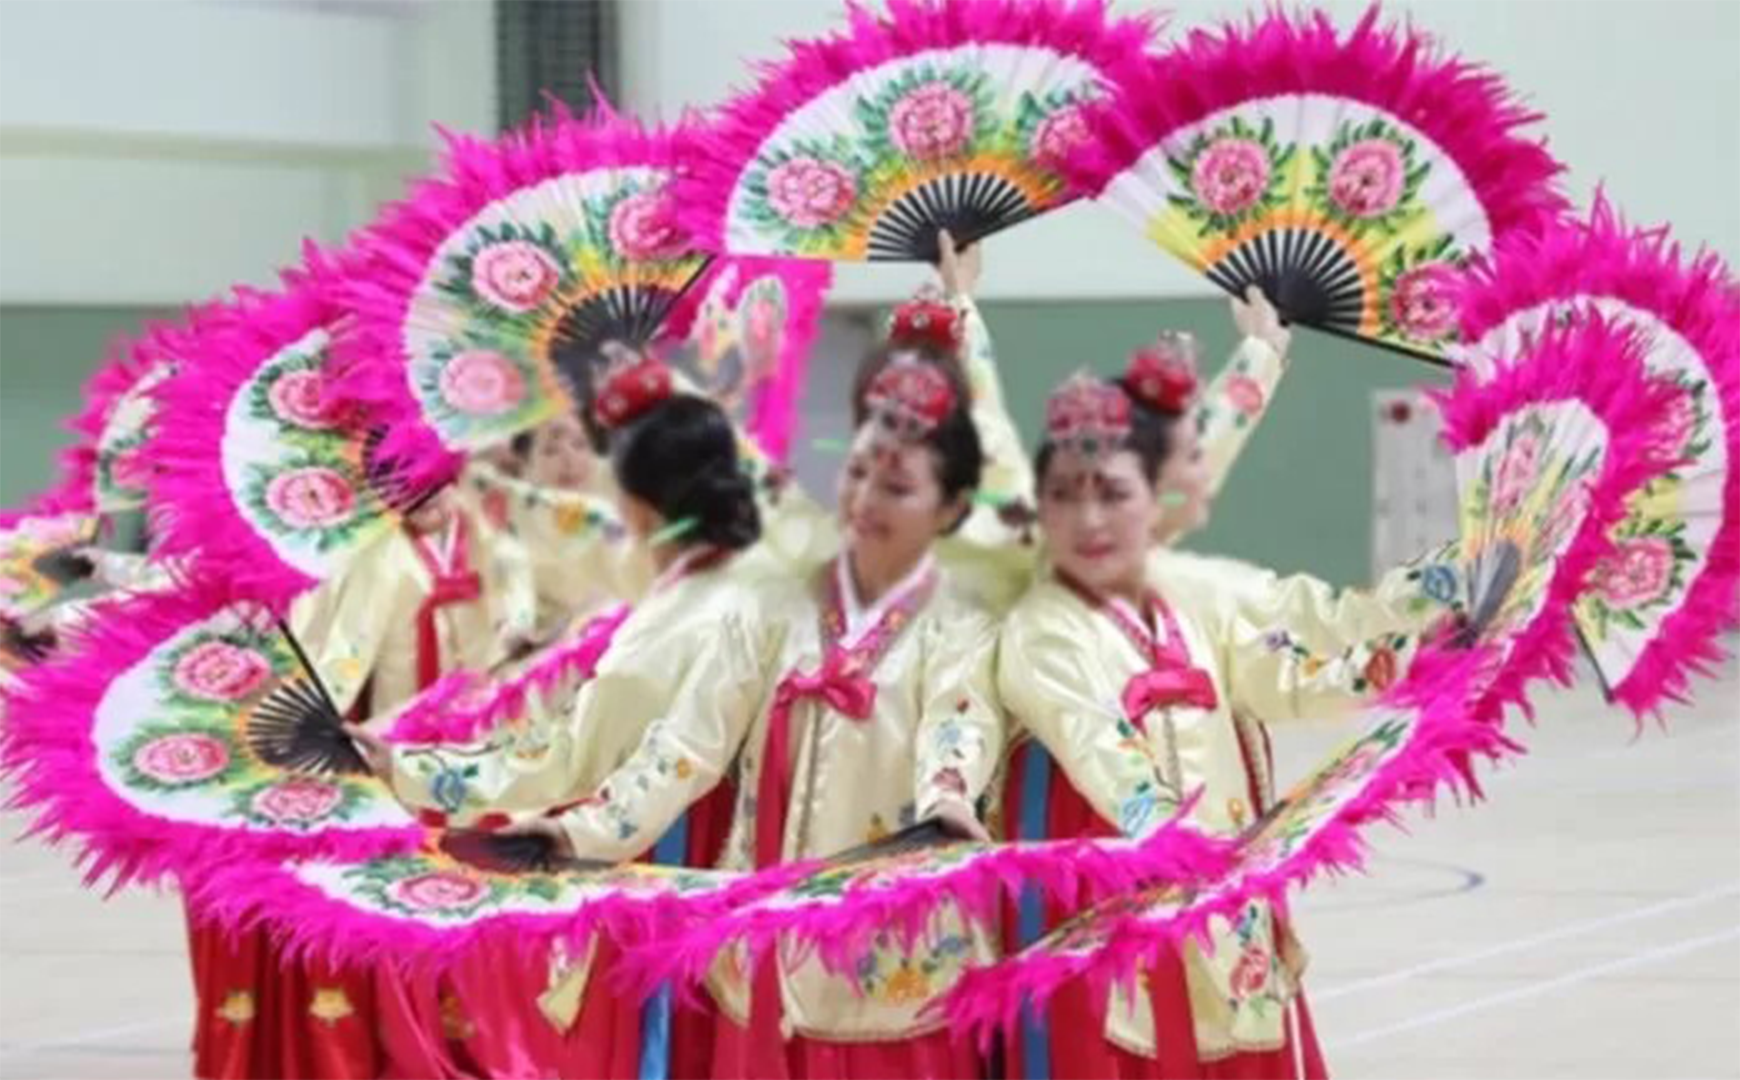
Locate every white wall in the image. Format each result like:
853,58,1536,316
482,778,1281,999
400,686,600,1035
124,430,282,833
0,0,497,305
620,0,1740,304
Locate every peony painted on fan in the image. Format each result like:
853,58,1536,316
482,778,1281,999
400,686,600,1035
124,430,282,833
0,510,99,621
0,582,421,888
185,838,764,977
681,0,1158,263
1451,196,1740,717
946,314,1684,1042
149,264,431,609
1064,7,1567,361
337,104,710,457
658,256,833,461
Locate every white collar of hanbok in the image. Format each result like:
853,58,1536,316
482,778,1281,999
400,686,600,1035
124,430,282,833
836,551,936,650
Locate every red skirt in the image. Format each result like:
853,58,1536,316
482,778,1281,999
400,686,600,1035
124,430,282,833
185,781,736,1079
1000,740,1328,1080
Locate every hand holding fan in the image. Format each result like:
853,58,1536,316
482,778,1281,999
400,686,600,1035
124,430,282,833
1064,6,1568,362
1453,196,1740,716
681,0,1158,263
338,103,710,458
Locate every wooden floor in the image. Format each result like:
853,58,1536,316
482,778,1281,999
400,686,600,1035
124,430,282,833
2,653,1735,1079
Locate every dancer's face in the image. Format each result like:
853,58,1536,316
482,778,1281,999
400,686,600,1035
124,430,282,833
836,425,961,577
1038,449,1160,596
527,414,595,491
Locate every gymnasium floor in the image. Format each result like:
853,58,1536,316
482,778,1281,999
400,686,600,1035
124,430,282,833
1,653,1735,1079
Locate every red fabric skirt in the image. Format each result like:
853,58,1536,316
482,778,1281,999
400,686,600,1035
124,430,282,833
999,741,1328,1080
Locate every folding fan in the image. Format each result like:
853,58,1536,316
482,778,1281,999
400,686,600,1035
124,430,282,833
635,805,1227,987
944,314,1687,1042
0,509,98,623
337,104,711,459
182,835,763,979
658,256,834,461
148,262,439,611
0,580,422,889
1453,197,1740,716
680,0,1157,264
1064,7,1567,362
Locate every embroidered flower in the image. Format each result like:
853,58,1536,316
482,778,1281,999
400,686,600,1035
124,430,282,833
308,988,355,1025
438,350,526,417
766,157,859,229
216,990,255,1026
1362,646,1399,691
1327,139,1407,218
133,733,230,786
173,640,272,702
888,81,975,160
881,964,931,1004
1190,138,1270,216
1224,374,1266,418
1419,564,1459,605
430,767,471,814
1230,944,1271,998
265,466,358,529
470,240,561,313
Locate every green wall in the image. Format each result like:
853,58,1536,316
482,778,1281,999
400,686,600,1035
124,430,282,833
0,299,1451,586
975,299,1453,586
0,305,172,508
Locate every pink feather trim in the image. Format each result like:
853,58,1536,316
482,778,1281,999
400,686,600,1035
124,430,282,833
385,604,630,746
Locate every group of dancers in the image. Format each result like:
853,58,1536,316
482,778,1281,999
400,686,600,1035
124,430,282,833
133,231,1462,1080
6,2,1735,1076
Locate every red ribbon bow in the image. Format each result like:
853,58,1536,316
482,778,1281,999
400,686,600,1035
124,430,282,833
1120,664,1218,726
754,650,877,868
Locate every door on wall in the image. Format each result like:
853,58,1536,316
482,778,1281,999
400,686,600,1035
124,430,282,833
1370,389,1458,577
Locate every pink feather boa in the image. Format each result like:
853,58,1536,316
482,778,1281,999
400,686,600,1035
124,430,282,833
385,604,630,746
